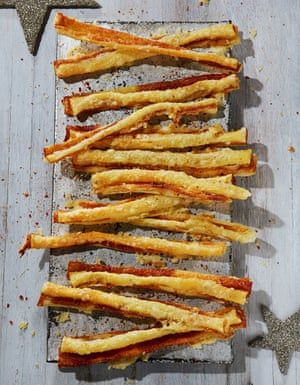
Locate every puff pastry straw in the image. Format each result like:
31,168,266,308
67,261,252,304
55,200,256,243
44,99,218,163
54,13,241,78
19,231,228,259
92,170,251,202
54,195,185,225
66,125,248,150
58,323,244,367
63,73,239,116
38,282,242,334
72,148,256,177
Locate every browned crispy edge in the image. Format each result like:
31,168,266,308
67,261,252,295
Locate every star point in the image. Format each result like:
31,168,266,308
0,0,100,55
249,306,300,375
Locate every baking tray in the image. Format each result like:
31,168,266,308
48,21,233,364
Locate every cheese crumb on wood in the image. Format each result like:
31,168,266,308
19,321,28,330
249,28,257,38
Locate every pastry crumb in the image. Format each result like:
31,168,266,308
19,321,28,330
136,254,166,268
199,0,209,4
288,146,296,153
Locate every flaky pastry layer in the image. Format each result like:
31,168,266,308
54,14,241,77
133,209,256,243
66,125,248,150
44,99,218,163
54,195,184,224
19,231,228,259
92,169,251,202
58,329,227,367
72,148,255,177
38,282,243,334
54,22,240,78
58,199,256,243
67,261,252,304
63,74,239,116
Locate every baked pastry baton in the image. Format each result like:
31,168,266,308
54,195,186,225
38,282,242,334
58,322,244,368
56,200,256,243
54,13,241,77
44,99,218,163
66,125,248,150
92,170,251,202
19,231,228,259
67,261,252,304
72,148,257,177
63,73,239,116
54,22,240,79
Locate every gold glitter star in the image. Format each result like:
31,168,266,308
0,0,99,55
249,305,300,374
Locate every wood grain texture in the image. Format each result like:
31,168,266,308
0,1,299,385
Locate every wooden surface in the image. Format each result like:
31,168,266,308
0,1,299,384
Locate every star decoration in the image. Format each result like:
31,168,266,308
249,305,300,375
0,0,100,55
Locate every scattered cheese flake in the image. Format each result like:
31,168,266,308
95,256,103,264
249,28,257,38
19,321,28,330
31,330,36,337
54,312,70,323
258,66,264,72
67,46,88,58
36,228,44,236
153,27,167,39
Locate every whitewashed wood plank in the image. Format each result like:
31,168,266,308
0,10,35,385
0,9,14,362
0,10,56,385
